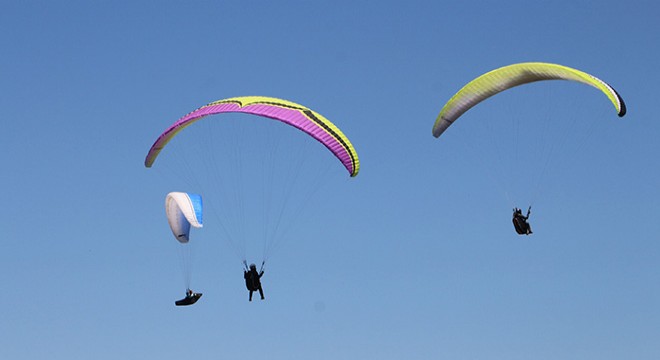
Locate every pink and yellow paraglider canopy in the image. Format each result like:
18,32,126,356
145,96,359,177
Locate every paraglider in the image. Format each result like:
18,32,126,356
146,96,360,299
432,62,626,233
145,96,360,177
432,62,626,138
165,192,204,306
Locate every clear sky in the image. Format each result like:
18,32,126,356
1,1,658,359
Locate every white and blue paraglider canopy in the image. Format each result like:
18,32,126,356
165,192,203,243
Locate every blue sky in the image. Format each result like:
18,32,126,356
1,1,658,359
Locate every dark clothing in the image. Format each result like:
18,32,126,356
512,207,533,235
244,268,265,301
175,289,202,306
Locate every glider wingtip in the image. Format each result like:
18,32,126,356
618,101,627,117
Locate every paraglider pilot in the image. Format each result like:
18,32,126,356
512,206,533,235
175,288,203,306
244,262,265,301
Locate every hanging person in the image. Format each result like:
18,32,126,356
512,206,533,235
244,262,265,301
175,288,203,306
